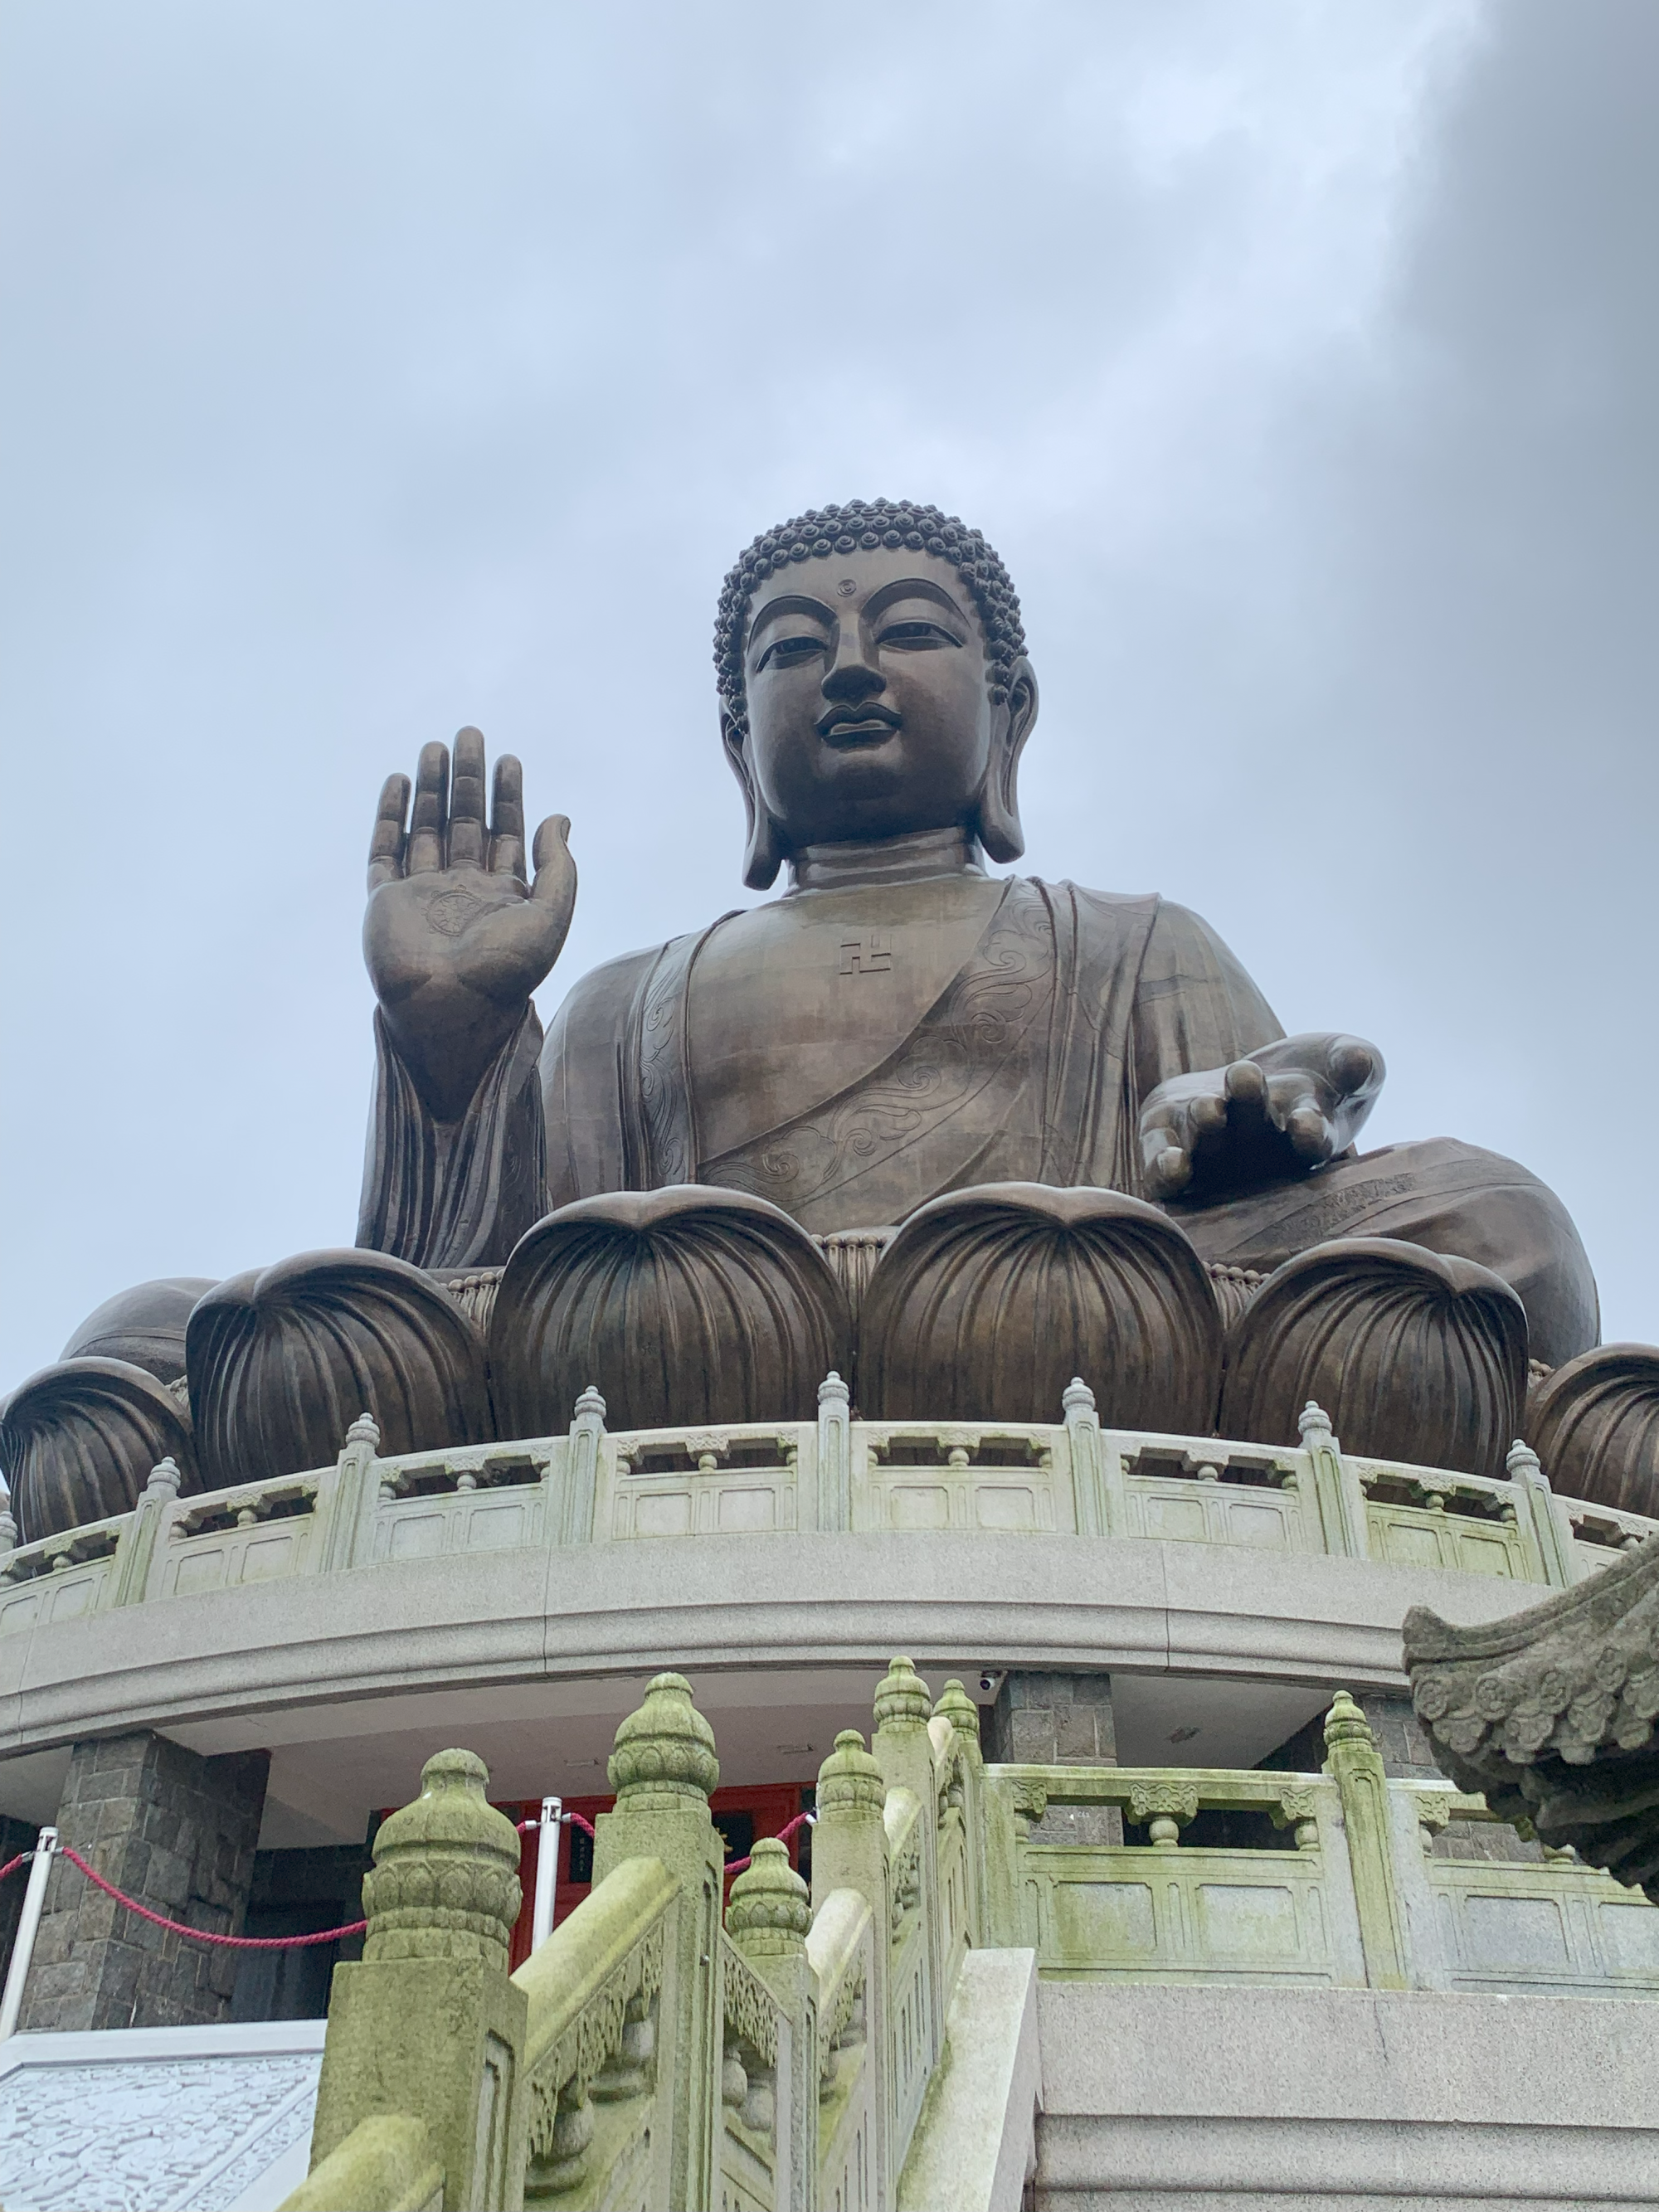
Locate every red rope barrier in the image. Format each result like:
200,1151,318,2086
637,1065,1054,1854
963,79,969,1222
514,1811,597,1838
724,1810,813,1878
17,1803,799,1947
57,1847,367,1949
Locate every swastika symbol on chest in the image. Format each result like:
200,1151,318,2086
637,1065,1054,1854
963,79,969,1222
839,934,893,975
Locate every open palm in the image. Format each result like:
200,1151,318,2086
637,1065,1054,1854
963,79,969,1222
363,727,577,1121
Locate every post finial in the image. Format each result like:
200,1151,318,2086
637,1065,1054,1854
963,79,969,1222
932,1678,981,1743
816,1728,886,1819
1323,1689,1374,1753
608,1671,719,1807
362,1748,522,1970
144,1456,183,1500
874,1655,932,1734
727,1836,810,1960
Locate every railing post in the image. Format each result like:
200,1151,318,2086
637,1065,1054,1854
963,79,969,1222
1063,1378,1121,1537
302,1748,528,2211
812,1728,891,2203
316,1412,382,1574
815,1372,851,1534
109,1458,182,1607
1325,1692,1409,1989
562,1386,606,1545
1300,1403,1366,1559
931,1679,988,1946
872,1659,943,2069
591,1672,723,2212
0,1827,57,2040
1507,1439,1578,1587
727,1840,816,2212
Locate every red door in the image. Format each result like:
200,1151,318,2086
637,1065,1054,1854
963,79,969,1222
494,1781,814,1972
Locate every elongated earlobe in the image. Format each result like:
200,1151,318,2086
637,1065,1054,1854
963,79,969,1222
722,714,785,889
742,804,785,890
975,658,1039,864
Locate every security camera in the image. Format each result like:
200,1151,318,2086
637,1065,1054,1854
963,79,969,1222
978,1670,1005,1698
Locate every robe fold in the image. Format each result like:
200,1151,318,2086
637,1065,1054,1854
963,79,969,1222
542,881,1282,1232
357,876,1598,1364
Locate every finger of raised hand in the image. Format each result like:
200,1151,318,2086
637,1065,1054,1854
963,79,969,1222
408,741,450,874
367,773,410,891
531,815,576,906
489,753,527,880
448,727,488,868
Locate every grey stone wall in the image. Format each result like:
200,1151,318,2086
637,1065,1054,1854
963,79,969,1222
988,1670,1121,1845
230,1840,372,2023
22,1733,269,2031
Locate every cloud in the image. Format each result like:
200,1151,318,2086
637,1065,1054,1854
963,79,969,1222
4,0,1652,1384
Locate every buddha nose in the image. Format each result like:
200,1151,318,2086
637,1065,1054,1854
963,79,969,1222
821,633,885,704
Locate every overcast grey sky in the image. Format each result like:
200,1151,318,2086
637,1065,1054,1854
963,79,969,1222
2,0,1654,1388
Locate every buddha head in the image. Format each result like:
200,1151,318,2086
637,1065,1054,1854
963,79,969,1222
715,498,1039,888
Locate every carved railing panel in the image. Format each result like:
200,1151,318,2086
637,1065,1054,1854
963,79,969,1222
1117,1439,1314,1553
879,1787,932,2170
988,1764,1358,1987
606,1423,811,1543
0,1513,124,1629
1352,1456,1534,1580
372,1443,556,1564
855,1420,1067,1535
159,1474,323,1596
17,1390,1658,1650
805,1889,876,2212
718,1934,791,2212
512,1855,676,2209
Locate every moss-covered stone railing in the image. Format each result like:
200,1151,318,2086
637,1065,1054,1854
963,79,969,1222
3,1383,1637,1639
281,1665,1659,2212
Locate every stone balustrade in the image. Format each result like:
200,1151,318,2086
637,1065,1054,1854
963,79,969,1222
0,1383,1643,1642
280,1662,1659,2212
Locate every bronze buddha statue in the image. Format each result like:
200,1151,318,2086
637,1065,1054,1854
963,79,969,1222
356,498,1596,1370
7,498,1625,1539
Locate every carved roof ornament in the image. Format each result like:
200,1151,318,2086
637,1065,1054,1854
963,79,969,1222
362,1748,523,1971
608,1670,719,1808
1404,1543,1659,1900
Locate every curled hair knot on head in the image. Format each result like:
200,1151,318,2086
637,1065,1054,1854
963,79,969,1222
713,498,1027,739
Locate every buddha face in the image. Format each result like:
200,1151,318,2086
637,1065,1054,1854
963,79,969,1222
725,544,1037,881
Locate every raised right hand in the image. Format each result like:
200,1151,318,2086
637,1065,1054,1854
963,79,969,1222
363,727,577,1122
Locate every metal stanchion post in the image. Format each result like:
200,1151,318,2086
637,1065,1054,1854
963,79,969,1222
0,1826,58,2041
531,1796,562,1953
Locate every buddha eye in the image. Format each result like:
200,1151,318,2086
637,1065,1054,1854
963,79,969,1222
756,634,828,673
877,620,961,651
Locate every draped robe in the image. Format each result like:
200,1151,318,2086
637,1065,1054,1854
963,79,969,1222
358,876,1599,1365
